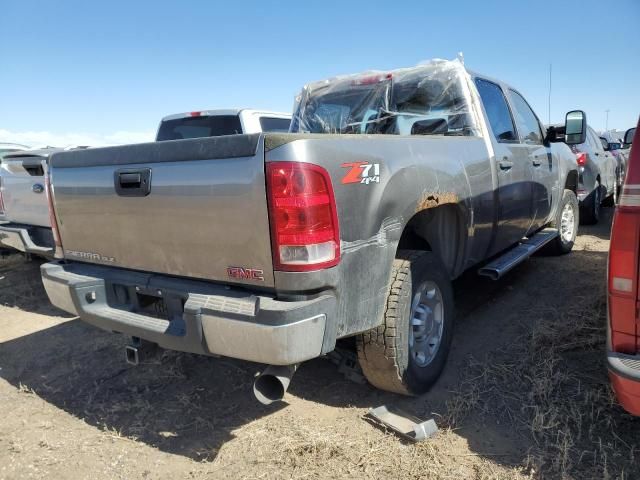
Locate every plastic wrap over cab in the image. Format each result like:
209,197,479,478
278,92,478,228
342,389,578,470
290,59,481,137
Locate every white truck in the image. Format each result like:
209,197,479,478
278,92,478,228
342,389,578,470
155,109,291,141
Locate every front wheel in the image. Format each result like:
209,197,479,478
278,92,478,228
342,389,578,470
357,250,454,395
547,189,579,255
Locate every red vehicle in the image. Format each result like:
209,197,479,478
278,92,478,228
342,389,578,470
608,121,640,415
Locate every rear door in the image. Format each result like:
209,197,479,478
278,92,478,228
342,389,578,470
51,134,276,287
475,78,533,253
507,89,557,229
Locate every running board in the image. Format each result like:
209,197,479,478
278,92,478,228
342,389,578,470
478,228,558,280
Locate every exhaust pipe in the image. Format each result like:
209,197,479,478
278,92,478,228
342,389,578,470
253,364,298,405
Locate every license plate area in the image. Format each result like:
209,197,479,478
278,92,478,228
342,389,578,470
106,282,188,336
136,291,169,320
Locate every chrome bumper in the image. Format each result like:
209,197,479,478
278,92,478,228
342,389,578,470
41,261,334,365
0,223,54,257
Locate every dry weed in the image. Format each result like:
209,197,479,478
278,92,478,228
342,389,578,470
445,296,639,479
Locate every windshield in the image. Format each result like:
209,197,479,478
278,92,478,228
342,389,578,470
291,60,478,136
156,115,242,141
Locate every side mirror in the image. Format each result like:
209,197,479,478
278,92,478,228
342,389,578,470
625,127,636,146
564,110,587,145
600,137,610,150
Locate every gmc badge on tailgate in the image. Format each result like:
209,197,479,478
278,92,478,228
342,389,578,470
227,266,264,282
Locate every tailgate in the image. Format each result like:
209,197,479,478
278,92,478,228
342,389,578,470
50,134,275,287
0,156,49,227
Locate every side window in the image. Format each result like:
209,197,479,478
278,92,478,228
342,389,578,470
475,78,517,142
508,90,544,145
259,117,291,133
598,136,609,151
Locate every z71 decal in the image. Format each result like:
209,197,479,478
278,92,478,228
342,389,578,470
341,161,380,185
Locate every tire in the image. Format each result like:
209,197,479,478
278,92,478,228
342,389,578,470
546,189,579,255
603,180,618,207
580,184,601,225
356,250,454,395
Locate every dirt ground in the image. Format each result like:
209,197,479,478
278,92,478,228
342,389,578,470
0,208,638,480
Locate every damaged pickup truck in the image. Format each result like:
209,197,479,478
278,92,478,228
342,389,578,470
41,59,585,403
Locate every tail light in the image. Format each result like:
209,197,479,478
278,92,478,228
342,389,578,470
576,152,587,166
266,162,340,271
608,122,640,353
44,170,64,259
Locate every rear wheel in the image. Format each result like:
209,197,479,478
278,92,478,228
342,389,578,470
357,250,454,395
546,189,579,255
580,184,601,225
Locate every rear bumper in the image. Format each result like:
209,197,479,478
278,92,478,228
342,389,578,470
607,351,640,416
41,261,336,365
0,223,54,257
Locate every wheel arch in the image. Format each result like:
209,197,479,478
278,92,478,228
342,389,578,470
564,169,578,194
397,203,467,278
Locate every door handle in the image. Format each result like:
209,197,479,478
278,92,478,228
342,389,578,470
532,158,542,167
595,152,600,156
498,158,513,171
115,168,152,197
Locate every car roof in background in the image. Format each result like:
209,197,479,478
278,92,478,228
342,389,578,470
0,142,30,150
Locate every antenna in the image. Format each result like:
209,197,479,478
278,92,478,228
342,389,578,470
548,63,552,125
605,109,610,132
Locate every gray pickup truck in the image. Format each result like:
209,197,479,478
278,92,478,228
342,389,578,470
41,60,585,403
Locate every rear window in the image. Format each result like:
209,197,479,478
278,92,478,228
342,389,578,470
259,117,291,132
156,115,243,141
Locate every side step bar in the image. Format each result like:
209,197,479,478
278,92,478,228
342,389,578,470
478,228,558,280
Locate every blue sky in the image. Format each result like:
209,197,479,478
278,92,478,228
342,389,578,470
1,0,638,146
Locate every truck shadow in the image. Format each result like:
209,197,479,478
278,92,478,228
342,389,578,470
0,253,70,317
0,209,631,477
